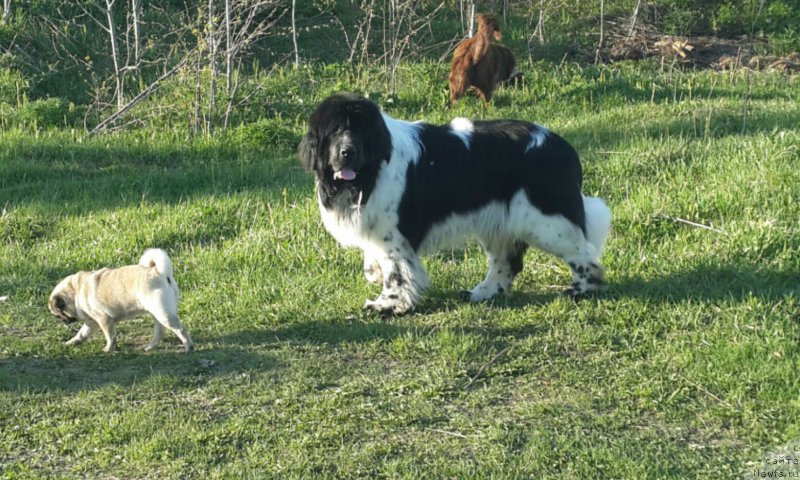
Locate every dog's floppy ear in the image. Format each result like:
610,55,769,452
298,130,319,173
49,295,66,314
365,114,392,163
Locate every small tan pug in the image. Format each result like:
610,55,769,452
48,249,194,353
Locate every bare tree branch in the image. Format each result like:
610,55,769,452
90,53,193,136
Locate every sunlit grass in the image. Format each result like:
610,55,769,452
1,62,799,478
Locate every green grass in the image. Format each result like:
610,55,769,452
1,62,799,479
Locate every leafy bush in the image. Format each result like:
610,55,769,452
0,97,80,129
0,68,27,105
712,0,800,36
769,27,800,56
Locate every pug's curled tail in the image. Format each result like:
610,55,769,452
140,249,180,297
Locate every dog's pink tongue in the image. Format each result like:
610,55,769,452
335,168,357,181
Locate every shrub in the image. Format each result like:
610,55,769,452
0,68,27,105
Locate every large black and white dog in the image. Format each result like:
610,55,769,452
299,93,611,315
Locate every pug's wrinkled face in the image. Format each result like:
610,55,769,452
48,276,79,324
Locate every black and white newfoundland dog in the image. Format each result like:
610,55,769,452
299,93,611,315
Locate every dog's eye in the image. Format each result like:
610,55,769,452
55,296,66,309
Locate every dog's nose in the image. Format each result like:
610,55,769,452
341,147,355,159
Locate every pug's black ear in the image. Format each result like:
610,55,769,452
298,132,319,173
54,296,66,311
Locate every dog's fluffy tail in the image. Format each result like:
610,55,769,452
140,249,180,296
582,196,612,258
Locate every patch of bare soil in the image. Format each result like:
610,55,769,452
605,18,800,73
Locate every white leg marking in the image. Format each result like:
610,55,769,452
65,322,96,346
464,242,518,302
364,242,430,315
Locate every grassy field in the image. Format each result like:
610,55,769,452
1,61,799,478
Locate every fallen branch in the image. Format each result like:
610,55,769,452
89,52,193,136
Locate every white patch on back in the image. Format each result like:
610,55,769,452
449,117,473,149
526,124,549,152
382,113,422,163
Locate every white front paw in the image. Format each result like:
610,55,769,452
363,294,413,316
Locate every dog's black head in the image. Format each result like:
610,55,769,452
48,275,80,324
298,93,392,209
48,294,78,324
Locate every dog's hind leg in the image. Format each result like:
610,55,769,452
560,196,611,297
98,319,117,353
65,321,97,346
461,241,527,302
151,313,193,352
515,193,610,297
525,213,606,297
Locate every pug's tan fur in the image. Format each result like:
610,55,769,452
48,249,193,353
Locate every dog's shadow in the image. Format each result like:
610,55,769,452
0,344,279,394
9,260,793,394
210,317,410,348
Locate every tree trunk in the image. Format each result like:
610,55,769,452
1,0,12,24
207,0,217,134
291,0,300,67
225,0,231,93
533,0,546,44
105,0,124,110
468,3,475,37
594,0,605,65
131,0,141,66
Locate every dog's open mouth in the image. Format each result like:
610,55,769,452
333,168,357,181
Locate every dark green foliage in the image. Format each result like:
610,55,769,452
1,0,798,111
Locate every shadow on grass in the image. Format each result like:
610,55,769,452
212,318,411,348
429,260,798,313
0,346,279,393
7,262,789,394
608,262,799,303
0,139,311,214
562,106,800,158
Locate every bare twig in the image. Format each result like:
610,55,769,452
668,216,727,235
464,346,513,389
627,0,642,38
428,428,468,439
679,375,741,412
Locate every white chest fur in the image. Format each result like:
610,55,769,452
318,115,421,252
